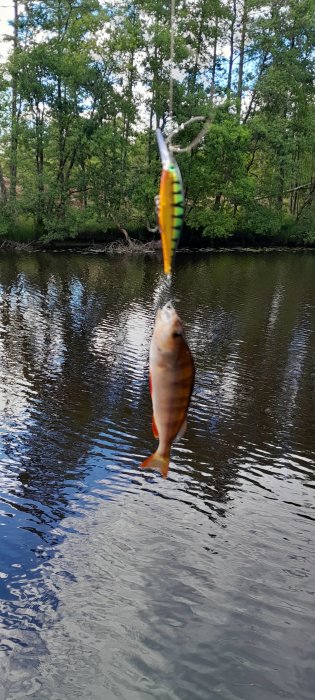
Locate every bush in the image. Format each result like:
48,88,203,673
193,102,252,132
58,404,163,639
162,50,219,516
187,205,235,239
236,204,289,239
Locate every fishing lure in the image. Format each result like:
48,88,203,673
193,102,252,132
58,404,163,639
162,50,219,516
156,128,184,276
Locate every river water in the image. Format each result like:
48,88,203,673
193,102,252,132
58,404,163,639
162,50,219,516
0,251,314,700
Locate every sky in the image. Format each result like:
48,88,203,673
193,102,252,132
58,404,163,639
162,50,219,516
0,2,13,60
0,1,250,121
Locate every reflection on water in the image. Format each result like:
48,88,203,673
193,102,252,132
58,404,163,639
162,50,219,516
0,252,315,700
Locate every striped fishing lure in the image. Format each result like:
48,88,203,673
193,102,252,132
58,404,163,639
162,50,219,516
156,129,184,276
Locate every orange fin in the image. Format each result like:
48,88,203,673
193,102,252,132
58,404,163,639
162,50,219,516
174,419,187,443
152,415,159,438
140,451,170,479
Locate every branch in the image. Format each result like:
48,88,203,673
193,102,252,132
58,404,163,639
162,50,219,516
109,213,132,245
167,115,213,154
69,186,93,195
243,52,269,124
255,182,313,201
146,220,159,233
243,90,257,125
285,182,313,194
246,137,260,172
296,182,315,219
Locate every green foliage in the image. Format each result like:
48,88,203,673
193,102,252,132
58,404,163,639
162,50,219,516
0,0,314,244
294,202,315,244
237,205,290,239
0,212,10,238
8,217,36,242
188,206,236,239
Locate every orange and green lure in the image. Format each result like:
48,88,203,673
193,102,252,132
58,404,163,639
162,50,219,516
156,129,184,276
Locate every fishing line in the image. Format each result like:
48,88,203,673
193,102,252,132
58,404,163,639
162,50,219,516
169,0,175,124
155,0,213,301
166,0,217,155
169,5,180,299
153,271,174,312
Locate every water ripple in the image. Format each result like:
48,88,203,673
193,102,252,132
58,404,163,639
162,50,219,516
0,252,314,700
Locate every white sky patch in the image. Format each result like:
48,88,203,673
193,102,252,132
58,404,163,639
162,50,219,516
0,0,255,127
0,1,14,60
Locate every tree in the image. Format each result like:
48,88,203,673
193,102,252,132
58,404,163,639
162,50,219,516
0,0,313,243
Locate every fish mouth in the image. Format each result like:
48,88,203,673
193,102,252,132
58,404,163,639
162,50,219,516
161,301,176,322
160,302,183,337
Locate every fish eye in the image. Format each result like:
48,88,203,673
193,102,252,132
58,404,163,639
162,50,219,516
172,331,181,338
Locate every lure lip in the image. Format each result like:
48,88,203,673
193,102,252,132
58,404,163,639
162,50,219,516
156,128,172,168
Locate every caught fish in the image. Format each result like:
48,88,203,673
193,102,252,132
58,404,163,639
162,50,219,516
141,302,195,478
156,129,185,276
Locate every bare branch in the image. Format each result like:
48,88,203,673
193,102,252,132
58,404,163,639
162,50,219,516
296,182,315,219
246,137,259,172
255,182,313,201
243,52,269,124
146,221,159,233
109,212,132,246
285,182,313,194
167,115,214,154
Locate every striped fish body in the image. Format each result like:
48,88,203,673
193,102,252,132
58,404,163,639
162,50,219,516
141,303,195,478
158,163,184,276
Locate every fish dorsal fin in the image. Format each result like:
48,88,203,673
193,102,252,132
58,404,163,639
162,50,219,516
174,419,187,443
152,415,159,438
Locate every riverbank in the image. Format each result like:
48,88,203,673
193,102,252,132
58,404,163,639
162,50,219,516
1,237,315,256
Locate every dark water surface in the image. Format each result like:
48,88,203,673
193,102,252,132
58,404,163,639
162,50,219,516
0,251,314,700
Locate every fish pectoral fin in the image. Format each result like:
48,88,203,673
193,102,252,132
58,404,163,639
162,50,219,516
152,415,159,438
140,451,170,478
174,419,187,443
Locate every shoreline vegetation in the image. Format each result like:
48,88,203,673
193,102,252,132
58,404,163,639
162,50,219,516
0,1,314,249
1,235,314,256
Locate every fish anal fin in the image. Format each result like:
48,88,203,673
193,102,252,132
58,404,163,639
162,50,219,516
140,451,170,479
174,419,187,443
152,415,159,438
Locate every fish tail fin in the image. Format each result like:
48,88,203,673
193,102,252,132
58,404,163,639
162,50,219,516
140,450,170,479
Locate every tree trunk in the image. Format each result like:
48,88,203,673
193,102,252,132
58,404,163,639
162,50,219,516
237,0,248,118
147,99,154,166
276,162,285,210
210,15,219,102
56,1,68,222
57,79,66,219
35,101,45,235
227,0,236,95
122,48,135,172
214,193,222,210
80,159,88,209
290,147,299,216
9,0,19,215
0,164,7,204
190,0,205,93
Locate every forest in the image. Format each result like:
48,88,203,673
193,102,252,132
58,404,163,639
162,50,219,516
0,0,314,246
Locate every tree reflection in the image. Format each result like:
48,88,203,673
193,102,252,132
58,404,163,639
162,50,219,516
0,251,314,630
